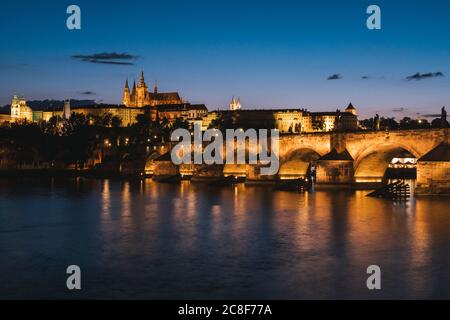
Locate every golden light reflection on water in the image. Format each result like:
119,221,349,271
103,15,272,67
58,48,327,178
2,177,450,299
95,179,450,297
121,181,131,217
101,179,110,216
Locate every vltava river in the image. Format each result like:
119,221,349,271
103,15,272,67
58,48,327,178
0,178,449,299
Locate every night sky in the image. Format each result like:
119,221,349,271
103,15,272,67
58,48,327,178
0,0,449,118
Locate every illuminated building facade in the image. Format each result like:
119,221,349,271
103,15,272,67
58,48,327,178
10,95,33,122
229,96,241,111
122,72,183,107
2,79,357,133
203,103,358,133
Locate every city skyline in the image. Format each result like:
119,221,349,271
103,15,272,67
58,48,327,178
1,1,450,302
1,0,449,119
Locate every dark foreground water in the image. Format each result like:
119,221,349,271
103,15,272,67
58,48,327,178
0,177,449,299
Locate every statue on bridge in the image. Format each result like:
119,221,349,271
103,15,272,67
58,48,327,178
374,114,381,131
442,107,448,128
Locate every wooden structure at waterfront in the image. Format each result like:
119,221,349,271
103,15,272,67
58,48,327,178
366,180,410,200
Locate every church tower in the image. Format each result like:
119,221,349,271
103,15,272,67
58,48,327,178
236,97,242,110
122,79,131,106
140,71,145,87
120,72,182,108
10,95,20,119
63,100,71,119
230,96,241,111
10,95,32,122
136,71,148,107
131,80,137,106
345,102,357,116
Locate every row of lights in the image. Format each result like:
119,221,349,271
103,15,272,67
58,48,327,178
104,135,160,148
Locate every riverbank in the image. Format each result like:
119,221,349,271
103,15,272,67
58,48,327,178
1,169,448,195
0,169,142,180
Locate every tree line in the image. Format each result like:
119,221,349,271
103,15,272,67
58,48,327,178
0,112,189,170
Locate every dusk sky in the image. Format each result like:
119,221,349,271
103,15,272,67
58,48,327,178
0,0,449,118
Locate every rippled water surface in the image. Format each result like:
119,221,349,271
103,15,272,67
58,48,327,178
0,178,449,299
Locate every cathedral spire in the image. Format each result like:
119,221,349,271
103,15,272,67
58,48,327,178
230,96,237,111
132,80,137,95
122,79,131,106
140,71,145,87
154,80,158,94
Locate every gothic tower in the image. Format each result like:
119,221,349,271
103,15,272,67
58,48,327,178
122,79,131,106
64,100,71,119
121,72,182,107
230,96,241,111
136,71,148,107
131,80,137,105
10,95,20,118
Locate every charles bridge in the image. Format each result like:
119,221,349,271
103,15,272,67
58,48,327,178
147,128,450,195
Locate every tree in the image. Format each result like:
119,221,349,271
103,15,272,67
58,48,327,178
360,118,374,130
101,113,113,127
69,113,88,127
432,118,443,128
136,114,151,128
172,117,189,130
209,113,235,131
380,117,399,130
312,118,325,131
111,115,122,128
399,117,413,128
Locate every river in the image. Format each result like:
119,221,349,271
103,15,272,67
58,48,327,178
0,178,449,299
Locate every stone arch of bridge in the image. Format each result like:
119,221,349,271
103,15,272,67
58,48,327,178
278,147,322,178
354,142,420,182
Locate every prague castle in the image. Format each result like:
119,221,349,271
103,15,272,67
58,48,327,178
122,72,182,107
1,72,359,132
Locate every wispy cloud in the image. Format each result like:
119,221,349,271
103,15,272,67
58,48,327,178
71,52,139,65
422,113,441,118
362,75,385,80
327,74,342,80
79,91,96,95
392,107,407,112
406,72,444,81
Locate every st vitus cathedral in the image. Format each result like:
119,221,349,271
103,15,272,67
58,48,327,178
122,71,183,107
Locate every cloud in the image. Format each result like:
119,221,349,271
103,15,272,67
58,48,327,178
361,75,385,80
392,107,407,112
406,72,444,81
327,74,342,80
79,91,96,95
422,113,441,118
71,52,138,65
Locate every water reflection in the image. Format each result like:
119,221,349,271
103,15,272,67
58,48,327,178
0,177,449,299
